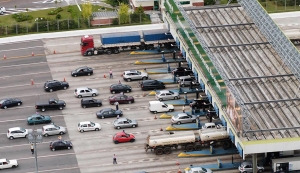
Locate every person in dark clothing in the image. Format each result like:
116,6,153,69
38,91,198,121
113,154,117,164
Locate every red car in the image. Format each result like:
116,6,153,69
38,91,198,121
108,94,134,105
113,132,135,144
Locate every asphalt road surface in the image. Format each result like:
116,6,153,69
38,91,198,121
0,37,242,173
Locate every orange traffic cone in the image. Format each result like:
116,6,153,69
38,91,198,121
3,55,6,59
63,77,66,82
103,74,106,78
32,52,34,56
53,50,56,54
31,79,34,85
176,160,180,165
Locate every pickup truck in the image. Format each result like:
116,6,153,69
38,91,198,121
35,99,66,112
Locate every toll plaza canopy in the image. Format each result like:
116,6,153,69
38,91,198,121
163,0,300,156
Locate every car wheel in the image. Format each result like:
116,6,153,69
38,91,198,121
80,129,84,133
78,95,82,98
67,146,71,150
177,121,181,125
126,90,130,93
130,139,135,142
87,51,92,56
153,111,157,114
127,78,131,82
64,86,67,90
25,134,27,138
59,106,63,110
107,50,112,54
52,148,55,151
12,165,17,168
97,104,101,107
41,108,46,112
49,89,53,92
174,96,178,100
132,125,136,128
142,77,147,80
159,98,163,101
44,133,49,137
95,128,99,131
18,102,21,106
169,109,174,112
82,105,86,109
128,101,132,104
59,131,64,135
88,73,91,76
92,93,96,97
9,136,14,140
182,84,185,87
101,116,105,119
3,106,7,109
74,74,77,77
192,120,196,123
117,126,121,129
258,170,263,173
114,141,119,144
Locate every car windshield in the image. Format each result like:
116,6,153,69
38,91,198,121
61,140,67,144
201,167,207,172
163,103,168,107
88,88,92,91
127,119,132,123
0,100,5,104
90,122,95,126
173,115,179,118
169,91,174,94
20,128,26,132
137,71,141,75
40,115,45,118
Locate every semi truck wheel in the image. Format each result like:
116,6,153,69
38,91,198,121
185,144,194,152
106,50,112,54
194,145,202,151
155,148,164,155
222,141,231,150
87,51,93,56
163,147,172,154
114,49,120,54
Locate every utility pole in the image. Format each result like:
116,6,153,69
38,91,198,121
27,129,43,173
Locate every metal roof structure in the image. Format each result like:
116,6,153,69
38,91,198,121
178,3,300,141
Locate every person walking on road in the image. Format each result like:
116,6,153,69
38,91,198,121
113,154,117,164
109,69,113,79
30,144,34,154
182,105,185,113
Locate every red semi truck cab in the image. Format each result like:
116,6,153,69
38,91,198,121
80,35,94,56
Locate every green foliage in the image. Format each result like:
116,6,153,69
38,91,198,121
81,1,93,19
48,7,63,15
67,5,80,19
134,6,145,14
276,0,300,6
118,3,129,24
12,13,34,22
56,14,62,19
112,18,119,25
204,0,216,5
105,0,128,7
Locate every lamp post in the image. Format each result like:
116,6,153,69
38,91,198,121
27,129,43,173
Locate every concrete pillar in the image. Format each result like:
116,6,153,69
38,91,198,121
252,153,257,173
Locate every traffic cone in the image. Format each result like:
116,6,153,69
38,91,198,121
53,50,56,54
154,114,157,119
3,55,6,59
31,79,34,85
160,127,163,131
103,74,106,78
32,52,34,56
63,77,66,82
175,160,180,165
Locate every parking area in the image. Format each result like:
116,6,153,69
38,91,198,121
0,37,242,173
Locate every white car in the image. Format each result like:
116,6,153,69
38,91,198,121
185,166,213,173
7,127,28,140
123,70,148,82
0,158,18,169
155,90,180,101
74,87,99,98
78,121,101,133
0,7,6,15
202,122,223,129
42,124,67,137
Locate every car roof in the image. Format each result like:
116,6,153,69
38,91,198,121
8,127,22,131
178,76,194,79
158,90,171,94
101,108,112,111
79,121,92,124
30,114,43,117
76,87,90,90
204,122,216,126
0,159,7,162
115,118,128,122
43,124,56,128
82,98,94,101
177,113,188,117
124,70,138,73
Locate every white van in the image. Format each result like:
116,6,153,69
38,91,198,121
149,101,174,113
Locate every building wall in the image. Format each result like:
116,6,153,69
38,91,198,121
192,2,204,6
91,18,115,26
131,0,155,10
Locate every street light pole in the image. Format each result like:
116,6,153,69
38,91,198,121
27,129,43,173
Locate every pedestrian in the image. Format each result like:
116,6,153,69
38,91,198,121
113,154,117,164
30,144,34,154
115,101,119,110
117,115,119,119
182,105,185,113
109,69,113,79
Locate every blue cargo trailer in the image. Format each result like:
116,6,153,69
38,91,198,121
100,31,141,45
143,29,174,43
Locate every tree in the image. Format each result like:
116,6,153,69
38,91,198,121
118,3,129,24
82,1,93,20
204,0,216,5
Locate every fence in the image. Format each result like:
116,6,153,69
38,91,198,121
0,13,152,36
259,0,300,13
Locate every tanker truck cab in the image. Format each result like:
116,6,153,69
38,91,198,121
149,101,174,114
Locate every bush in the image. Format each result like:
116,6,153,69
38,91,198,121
112,18,119,25
12,13,33,22
56,14,61,19
48,7,63,15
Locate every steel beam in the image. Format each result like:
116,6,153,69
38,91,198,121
244,98,300,105
208,42,269,48
184,4,240,11
246,126,300,133
229,74,294,81
196,23,255,29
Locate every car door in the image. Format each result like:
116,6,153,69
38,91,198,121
55,82,62,90
87,123,94,131
118,96,126,104
89,100,95,107
108,110,115,117
5,100,12,108
57,142,64,150
165,93,173,100
12,99,19,106
35,117,43,124
120,135,129,142
84,89,91,97
2,161,9,169
81,124,88,131
131,72,139,80
123,120,131,128
16,130,24,138
79,90,85,97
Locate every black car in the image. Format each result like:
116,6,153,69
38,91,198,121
110,84,132,94
35,99,66,112
0,98,22,109
172,67,193,77
44,80,69,92
81,98,102,108
71,66,93,77
50,140,73,151
140,80,165,91
96,108,123,119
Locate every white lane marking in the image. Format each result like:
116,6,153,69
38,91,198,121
18,152,75,161
0,71,50,79
0,62,47,69
26,166,79,173
0,46,44,53
0,114,64,123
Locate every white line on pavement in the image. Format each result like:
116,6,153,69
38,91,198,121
0,46,44,53
18,152,75,161
0,71,50,79
26,166,79,173
0,62,47,69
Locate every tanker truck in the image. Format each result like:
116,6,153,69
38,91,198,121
144,129,231,155
80,29,175,56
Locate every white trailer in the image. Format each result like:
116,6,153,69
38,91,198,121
144,129,231,155
272,156,300,172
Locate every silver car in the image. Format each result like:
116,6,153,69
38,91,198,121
113,118,138,129
155,90,180,101
123,70,148,82
42,124,67,137
74,87,99,98
185,166,213,173
238,161,264,173
171,113,198,125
